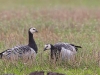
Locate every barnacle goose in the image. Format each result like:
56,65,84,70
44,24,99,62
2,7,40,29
0,27,38,62
44,42,82,61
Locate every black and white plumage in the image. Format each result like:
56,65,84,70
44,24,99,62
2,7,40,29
44,42,82,61
0,27,38,61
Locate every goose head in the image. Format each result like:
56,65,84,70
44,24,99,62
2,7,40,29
44,44,52,51
29,27,38,34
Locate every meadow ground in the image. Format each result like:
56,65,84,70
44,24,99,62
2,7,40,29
0,0,100,75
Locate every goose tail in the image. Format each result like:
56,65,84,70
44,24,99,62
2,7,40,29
70,44,82,51
0,52,3,59
70,44,82,48
75,45,82,48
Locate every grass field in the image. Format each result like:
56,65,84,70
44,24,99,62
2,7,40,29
0,0,100,75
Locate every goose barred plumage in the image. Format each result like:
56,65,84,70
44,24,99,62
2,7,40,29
0,27,38,61
44,42,82,61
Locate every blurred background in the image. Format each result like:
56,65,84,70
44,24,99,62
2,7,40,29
0,0,100,75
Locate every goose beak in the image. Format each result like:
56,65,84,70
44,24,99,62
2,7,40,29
36,30,38,32
44,48,47,51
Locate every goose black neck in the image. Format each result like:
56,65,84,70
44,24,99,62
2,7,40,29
51,44,56,50
50,44,61,61
50,44,57,59
28,31,38,53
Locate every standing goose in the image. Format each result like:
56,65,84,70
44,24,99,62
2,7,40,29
0,27,38,62
44,42,82,61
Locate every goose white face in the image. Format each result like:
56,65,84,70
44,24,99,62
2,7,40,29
44,44,51,51
30,27,38,34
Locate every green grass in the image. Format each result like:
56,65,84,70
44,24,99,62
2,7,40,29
0,0,100,10
0,0,100,75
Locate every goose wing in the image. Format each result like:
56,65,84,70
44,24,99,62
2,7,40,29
54,42,75,51
1,45,36,59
